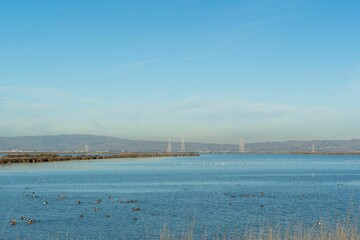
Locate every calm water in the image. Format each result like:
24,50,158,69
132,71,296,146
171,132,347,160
0,154,359,239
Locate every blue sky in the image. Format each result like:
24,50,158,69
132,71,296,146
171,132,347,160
0,0,359,143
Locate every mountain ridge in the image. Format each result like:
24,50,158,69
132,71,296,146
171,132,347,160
0,134,360,153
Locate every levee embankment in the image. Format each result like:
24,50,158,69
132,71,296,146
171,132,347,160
0,152,198,164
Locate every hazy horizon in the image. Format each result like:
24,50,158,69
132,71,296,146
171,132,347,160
1,1,359,143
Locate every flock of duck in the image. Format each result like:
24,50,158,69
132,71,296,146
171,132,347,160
9,218,34,226
6,188,324,230
8,188,142,226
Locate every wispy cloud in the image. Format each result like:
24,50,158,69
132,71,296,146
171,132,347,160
0,86,67,112
117,58,167,69
180,56,202,61
212,0,302,43
0,94,356,142
69,95,345,143
0,85,70,100
2,99,56,111
0,85,102,106
168,97,299,123
184,0,202,3
81,96,307,126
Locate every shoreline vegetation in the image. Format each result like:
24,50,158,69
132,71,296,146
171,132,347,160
4,217,358,240
0,152,199,164
160,218,360,240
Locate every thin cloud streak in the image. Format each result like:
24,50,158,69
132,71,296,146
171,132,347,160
0,85,102,107
0,85,71,100
2,99,56,111
0,86,352,143
117,58,168,69
168,97,299,122
1,95,357,143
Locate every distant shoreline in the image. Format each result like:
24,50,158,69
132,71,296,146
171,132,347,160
237,151,360,155
183,151,360,155
0,152,199,164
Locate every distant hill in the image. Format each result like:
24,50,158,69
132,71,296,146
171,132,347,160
0,134,237,152
0,134,360,153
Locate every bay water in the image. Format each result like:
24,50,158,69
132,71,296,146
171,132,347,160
0,154,359,239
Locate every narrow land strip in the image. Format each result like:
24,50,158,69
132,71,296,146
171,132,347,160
0,152,199,164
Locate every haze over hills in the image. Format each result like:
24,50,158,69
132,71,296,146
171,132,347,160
0,134,360,153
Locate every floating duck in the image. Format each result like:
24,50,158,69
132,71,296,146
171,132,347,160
59,193,66,200
27,219,34,224
9,219,16,225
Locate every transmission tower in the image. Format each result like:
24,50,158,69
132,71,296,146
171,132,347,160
85,144,89,153
166,138,172,153
239,138,245,153
180,134,186,152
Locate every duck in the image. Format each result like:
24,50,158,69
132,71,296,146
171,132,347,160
9,219,16,225
59,193,66,200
